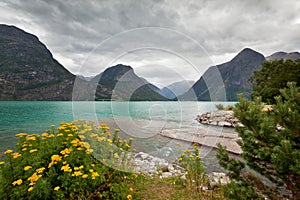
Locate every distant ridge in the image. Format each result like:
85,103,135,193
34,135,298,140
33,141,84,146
266,51,300,61
161,80,194,99
91,64,168,101
179,48,266,101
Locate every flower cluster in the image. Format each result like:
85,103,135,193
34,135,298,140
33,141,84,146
0,121,135,200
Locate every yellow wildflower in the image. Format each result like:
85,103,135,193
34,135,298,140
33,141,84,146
79,165,84,169
189,154,194,159
90,133,98,137
0,161,5,165
28,173,42,184
22,148,27,151
60,148,71,156
101,123,108,128
129,137,134,141
61,164,72,172
127,194,132,200
67,134,73,137
132,173,138,178
186,149,191,153
12,152,22,159
97,136,106,142
86,149,92,154
48,134,55,138
57,133,63,137
91,172,99,179
26,135,36,141
48,155,62,168
54,186,60,191
16,133,27,137
28,187,34,192
107,139,113,143
24,166,32,171
51,155,62,162
71,138,83,147
36,167,45,174
82,174,88,179
126,143,130,148
30,149,38,153
129,187,134,192
72,171,83,177
57,126,65,131
90,163,95,167
89,169,94,173
12,179,23,186
178,157,183,161
4,149,13,154
114,153,119,159
41,133,48,137
196,156,200,160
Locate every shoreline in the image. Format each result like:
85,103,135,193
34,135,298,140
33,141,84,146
95,118,242,156
158,126,242,155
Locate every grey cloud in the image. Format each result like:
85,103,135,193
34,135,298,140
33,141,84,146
0,0,299,86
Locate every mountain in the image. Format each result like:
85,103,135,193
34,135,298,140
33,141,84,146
91,64,168,101
266,51,300,61
0,24,78,100
180,48,266,101
0,25,165,101
77,74,94,81
161,80,194,99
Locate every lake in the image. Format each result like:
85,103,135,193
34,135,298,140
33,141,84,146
0,101,236,172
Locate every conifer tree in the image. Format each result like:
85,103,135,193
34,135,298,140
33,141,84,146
250,59,300,103
217,82,300,199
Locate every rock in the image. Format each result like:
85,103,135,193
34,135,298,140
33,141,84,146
162,172,173,178
196,110,242,128
133,152,184,177
132,152,234,188
207,172,230,186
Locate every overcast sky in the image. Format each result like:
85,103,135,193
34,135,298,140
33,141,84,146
1,0,300,87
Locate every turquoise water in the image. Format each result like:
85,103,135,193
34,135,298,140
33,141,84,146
0,101,235,172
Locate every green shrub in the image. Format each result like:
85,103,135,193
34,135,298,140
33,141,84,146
217,82,300,199
0,121,134,200
178,144,208,195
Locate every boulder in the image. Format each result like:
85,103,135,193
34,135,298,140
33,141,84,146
196,110,243,128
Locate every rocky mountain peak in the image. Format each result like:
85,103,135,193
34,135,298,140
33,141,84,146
230,48,265,65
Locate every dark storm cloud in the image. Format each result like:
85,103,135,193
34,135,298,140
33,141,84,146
0,0,299,85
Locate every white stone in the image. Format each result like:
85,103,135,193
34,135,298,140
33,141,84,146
162,172,173,178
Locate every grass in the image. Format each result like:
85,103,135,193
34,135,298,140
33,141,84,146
132,175,226,200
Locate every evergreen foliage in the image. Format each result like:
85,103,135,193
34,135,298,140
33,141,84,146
250,59,300,103
217,82,300,199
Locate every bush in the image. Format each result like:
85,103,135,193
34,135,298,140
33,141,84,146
0,121,135,200
178,144,208,195
217,82,300,199
250,59,300,103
